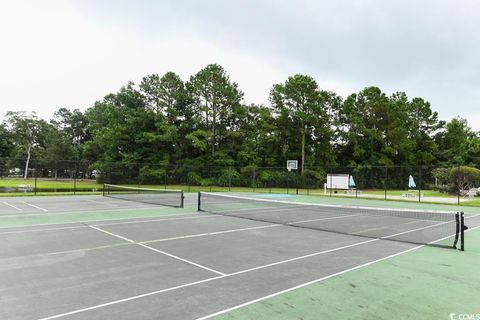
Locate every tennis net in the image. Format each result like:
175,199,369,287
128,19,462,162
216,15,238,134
103,184,184,208
198,192,465,250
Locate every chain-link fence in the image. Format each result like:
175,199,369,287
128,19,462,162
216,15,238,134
1,157,479,205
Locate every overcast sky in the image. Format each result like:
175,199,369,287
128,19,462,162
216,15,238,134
1,0,479,129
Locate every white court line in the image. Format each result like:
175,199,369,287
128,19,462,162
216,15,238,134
0,204,196,221
7,213,479,260
93,213,217,227
22,202,49,212
38,219,478,320
2,202,22,211
143,224,281,244
141,214,366,245
293,213,367,224
0,206,197,229
85,199,119,207
35,237,379,320
88,225,226,276
197,224,480,320
0,225,85,235
0,213,217,234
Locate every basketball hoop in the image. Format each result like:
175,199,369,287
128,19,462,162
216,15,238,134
286,160,298,172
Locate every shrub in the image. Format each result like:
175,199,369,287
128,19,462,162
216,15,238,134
450,166,480,192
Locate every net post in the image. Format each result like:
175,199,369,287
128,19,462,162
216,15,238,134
453,212,460,249
197,192,201,211
102,184,106,196
180,190,184,208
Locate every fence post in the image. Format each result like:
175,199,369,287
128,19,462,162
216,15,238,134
418,167,421,203
457,165,461,205
286,168,289,194
164,166,167,190
73,161,77,195
329,167,332,197
34,159,38,195
252,167,256,192
296,171,299,195
228,166,232,192
384,166,388,201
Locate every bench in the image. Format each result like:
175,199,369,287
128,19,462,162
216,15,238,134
17,184,33,190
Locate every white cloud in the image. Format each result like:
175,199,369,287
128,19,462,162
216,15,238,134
0,0,290,120
0,0,479,129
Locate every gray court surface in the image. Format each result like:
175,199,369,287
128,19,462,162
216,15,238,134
1,194,479,320
0,194,198,215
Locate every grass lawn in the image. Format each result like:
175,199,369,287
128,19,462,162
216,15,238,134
0,178,101,188
369,189,456,198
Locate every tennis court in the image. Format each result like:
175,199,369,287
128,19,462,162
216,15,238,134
1,189,479,320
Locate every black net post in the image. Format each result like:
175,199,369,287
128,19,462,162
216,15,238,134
454,212,460,249
180,190,184,208
197,192,201,211
461,212,466,251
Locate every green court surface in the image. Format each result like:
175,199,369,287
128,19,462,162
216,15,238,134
212,227,480,320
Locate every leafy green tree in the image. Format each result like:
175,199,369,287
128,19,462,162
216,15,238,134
450,166,480,192
188,64,243,158
5,111,47,178
437,118,472,165
139,72,189,164
336,88,442,167
51,108,89,158
0,123,13,158
405,97,443,165
39,125,77,179
85,82,152,176
465,134,480,166
42,125,76,160
270,75,332,174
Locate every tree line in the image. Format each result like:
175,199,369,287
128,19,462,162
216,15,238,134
1,63,479,179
